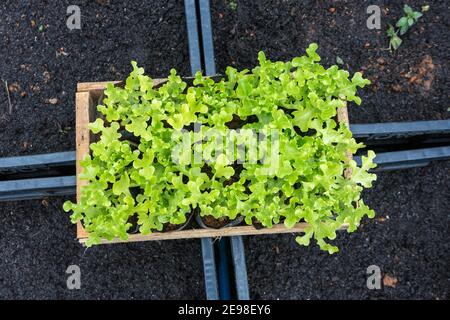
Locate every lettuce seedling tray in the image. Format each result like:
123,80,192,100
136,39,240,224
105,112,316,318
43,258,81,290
75,81,350,245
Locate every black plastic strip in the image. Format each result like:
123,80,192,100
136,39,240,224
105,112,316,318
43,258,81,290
0,151,76,180
184,0,202,75
185,0,222,301
197,0,249,301
201,238,220,300
230,236,250,300
217,238,232,299
355,146,450,171
0,176,76,201
198,0,216,76
350,120,450,138
351,120,450,152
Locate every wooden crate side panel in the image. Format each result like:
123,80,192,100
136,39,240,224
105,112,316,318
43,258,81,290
79,222,349,245
75,91,93,239
77,79,168,100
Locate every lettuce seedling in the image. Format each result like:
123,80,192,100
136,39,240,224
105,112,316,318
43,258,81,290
64,43,376,252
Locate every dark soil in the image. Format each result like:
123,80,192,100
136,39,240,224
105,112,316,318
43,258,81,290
211,0,449,299
163,223,183,232
245,161,450,299
0,0,203,300
162,211,194,232
0,0,190,157
0,0,449,300
211,0,449,124
0,197,205,299
202,215,232,228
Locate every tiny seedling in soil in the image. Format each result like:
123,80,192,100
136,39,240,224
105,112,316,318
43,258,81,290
396,4,423,35
387,24,402,51
229,0,237,11
387,4,426,51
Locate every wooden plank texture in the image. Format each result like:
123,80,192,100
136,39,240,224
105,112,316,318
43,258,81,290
75,91,92,239
79,223,349,245
77,79,168,99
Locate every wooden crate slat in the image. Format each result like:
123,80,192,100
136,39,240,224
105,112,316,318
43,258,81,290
79,223,350,244
75,91,93,239
77,82,122,92
77,79,168,99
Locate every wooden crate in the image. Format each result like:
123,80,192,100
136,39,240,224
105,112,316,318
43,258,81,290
75,81,350,245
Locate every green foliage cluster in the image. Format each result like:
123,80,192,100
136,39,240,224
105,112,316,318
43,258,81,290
64,44,377,253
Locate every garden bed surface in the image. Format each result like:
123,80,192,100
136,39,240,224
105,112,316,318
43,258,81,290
211,0,449,124
0,196,205,299
0,0,203,300
210,0,449,299
244,161,449,299
0,0,190,157
0,1,448,299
